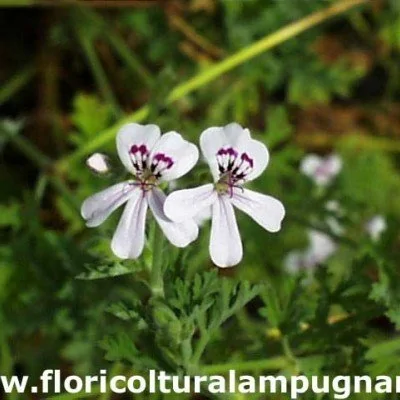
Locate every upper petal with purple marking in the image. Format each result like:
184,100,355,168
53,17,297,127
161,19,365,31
149,131,199,181
116,123,161,175
200,123,269,182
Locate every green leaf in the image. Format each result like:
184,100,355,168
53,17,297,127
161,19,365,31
70,94,112,143
76,261,142,280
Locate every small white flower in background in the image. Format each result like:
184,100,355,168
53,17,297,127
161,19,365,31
81,123,199,259
325,200,344,235
86,152,111,175
164,123,285,268
300,153,342,186
365,215,387,241
285,230,337,273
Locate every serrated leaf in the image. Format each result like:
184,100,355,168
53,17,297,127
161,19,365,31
76,261,142,280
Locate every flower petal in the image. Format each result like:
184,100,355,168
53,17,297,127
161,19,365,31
116,123,161,174
300,154,321,177
81,181,136,227
86,153,111,175
111,189,148,259
325,154,342,176
200,123,269,182
307,230,337,264
148,188,198,247
210,195,243,268
200,123,251,181
240,138,269,181
164,184,217,222
231,188,285,233
149,131,199,181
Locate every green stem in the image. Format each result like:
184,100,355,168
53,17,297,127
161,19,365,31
76,28,121,117
79,8,153,86
150,224,165,298
191,328,211,366
6,133,81,217
0,66,35,106
56,0,368,171
6,132,52,169
201,356,289,374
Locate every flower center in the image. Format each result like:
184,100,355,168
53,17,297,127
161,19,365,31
129,144,174,190
215,146,253,195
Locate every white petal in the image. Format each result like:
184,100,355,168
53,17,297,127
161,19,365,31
326,154,342,174
81,181,136,227
111,190,148,259
116,123,161,174
210,196,243,268
193,206,212,226
300,154,322,177
231,188,285,233
148,188,198,247
149,131,199,181
86,153,111,174
284,251,303,274
366,215,386,241
164,184,217,222
307,230,337,263
241,138,269,181
200,123,252,181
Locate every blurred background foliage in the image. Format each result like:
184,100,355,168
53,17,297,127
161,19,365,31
1,0,400,399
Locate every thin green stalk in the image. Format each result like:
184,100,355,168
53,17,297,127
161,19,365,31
201,356,289,374
7,132,52,169
6,133,81,217
76,29,121,117
107,31,153,87
56,0,368,171
34,173,49,204
78,8,153,86
0,66,35,106
191,328,212,367
150,224,165,298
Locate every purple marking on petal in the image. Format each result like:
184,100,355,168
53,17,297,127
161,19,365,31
130,144,138,154
227,148,238,157
154,153,165,161
139,144,147,154
152,153,175,174
165,157,174,169
241,153,254,167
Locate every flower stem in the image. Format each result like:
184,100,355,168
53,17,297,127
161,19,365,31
75,26,121,118
0,66,35,107
150,223,165,299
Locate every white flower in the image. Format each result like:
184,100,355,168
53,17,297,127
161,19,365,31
86,152,111,175
285,230,337,273
81,123,199,259
324,200,345,235
164,123,285,268
300,153,342,186
365,215,386,241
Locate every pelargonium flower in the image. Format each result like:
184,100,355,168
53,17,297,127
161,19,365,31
300,153,342,186
81,123,199,259
164,123,285,268
365,215,386,241
285,230,337,274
